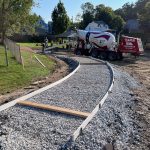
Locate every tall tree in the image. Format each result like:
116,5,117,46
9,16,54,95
136,0,150,31
0,0,35,43
95,5,115,26
80,2,94,29
77,2,124,32
111,15,125,31
115,2,137,21
20,13,40,35
51,1,70,34
115,0,150,31
95,5,124,31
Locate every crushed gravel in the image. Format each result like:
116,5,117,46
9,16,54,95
28,62,110,112
0,57,111,150
67,67,147,150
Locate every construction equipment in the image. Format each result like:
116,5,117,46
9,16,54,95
74,30,144,60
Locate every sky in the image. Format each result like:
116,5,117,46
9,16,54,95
32,0,138,23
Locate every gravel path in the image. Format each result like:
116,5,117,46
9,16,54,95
68,66,146,150
0,57,111,150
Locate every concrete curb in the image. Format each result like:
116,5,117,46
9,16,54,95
0,57,80,112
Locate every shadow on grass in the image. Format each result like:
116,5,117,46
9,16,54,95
0,65,8,68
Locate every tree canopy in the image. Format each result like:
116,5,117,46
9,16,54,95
51,1,70,34
0,0,38,43
115,0,150,31
115,2,137,21
79,2,124,32
136,0,150,31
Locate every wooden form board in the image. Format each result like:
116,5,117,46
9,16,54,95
34,55,46,68
18,101,90,119
80,63,102,65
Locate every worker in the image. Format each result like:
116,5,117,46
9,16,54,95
44,37,49,48
42,43,45,53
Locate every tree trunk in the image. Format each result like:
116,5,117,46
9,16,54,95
1,0,5,44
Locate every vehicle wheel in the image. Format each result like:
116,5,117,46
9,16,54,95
116,53,123,60
76,50,81,55
108,52,117,61
98,51,108,60
91,49,98,58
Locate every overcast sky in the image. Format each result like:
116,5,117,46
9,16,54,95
32,0,137,23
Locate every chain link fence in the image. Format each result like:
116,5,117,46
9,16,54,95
4,38,22,64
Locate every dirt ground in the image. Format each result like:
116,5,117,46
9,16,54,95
0,47,69,105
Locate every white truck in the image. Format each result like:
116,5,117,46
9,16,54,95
74,30,144,60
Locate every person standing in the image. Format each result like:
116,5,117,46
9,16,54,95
44,37,48,48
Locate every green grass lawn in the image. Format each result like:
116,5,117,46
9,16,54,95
18,42,67,49
0,45,56,94
18,42,42,49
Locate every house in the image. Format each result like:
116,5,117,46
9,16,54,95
85,21,109,32
124,19,140,33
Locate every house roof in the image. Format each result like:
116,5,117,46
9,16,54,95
93,21,107,26
56,30,76,38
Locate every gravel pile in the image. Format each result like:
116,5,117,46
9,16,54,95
0,57,111,150
67,67,146,150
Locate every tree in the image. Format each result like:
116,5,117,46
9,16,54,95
20,13,40,35
136,1,150,31
111,15,125,31
75,13,82,23
0,0,35,43
80,2,94,29
51,1,70,34
114,0,150,32
95,5,115,26
115,2,137,21
95,5,124,31
77,2,124,32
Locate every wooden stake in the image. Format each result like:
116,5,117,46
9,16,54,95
18,100,90,118
34,55,46,68
21,56,25,70
4,45,8,66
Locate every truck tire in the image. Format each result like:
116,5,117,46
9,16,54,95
108,52,117,61
91,49,98,58
76,50,81,55
98,51,108,60
116,53,123,60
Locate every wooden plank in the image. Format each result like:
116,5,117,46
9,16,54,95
18,100,90,118
34,55,46,68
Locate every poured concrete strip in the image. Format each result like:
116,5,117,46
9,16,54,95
18,101,90,119
71,57,114,142
0,59,80,112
